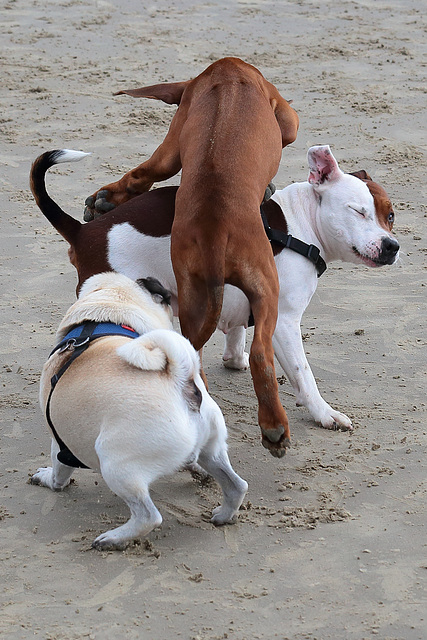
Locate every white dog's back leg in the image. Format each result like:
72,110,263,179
30,439,75,491
198,448,248,525
222,326,249,370
92,458,162,551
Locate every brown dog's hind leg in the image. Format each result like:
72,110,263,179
243,275,291,458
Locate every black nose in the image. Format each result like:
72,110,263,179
380,236,400,264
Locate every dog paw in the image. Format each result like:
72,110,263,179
317,407,353,432
29,467,55,488
84,190,116,221
92,531,130,551
210,505,238,526
184,461,211,480
222,351,250,370
29,467,72,491
262,182,276,203
260,426,291,459
29,467,50,486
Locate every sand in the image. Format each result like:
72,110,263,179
0,0,426,638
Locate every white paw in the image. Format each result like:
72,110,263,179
30,466,72,491
317,407,353,431
92,530,130,551
210,505,238,526
30,467,54,489
222,351,249,370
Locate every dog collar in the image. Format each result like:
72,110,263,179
260,206,327,278
46,321,140,469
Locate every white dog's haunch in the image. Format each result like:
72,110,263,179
30,273,247,550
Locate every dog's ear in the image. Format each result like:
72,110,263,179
115,80,190,105
137,277,172,306
349,169,373,182
307,145,342,187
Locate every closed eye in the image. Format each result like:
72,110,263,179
349,205,366,218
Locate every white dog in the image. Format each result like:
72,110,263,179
104,145,399,431
30,273,247,550
219,145,399,429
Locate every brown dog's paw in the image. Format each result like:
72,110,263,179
260,426,291,458
83,195,97,221
84,190,116,221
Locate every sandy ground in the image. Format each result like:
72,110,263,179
1,0,426,638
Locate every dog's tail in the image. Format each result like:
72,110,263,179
117,329,200,390
30,149,90,244
192,263,225,350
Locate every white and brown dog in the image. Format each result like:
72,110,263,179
30,272,247,550
30,144,399,440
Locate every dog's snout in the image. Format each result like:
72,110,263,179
380,236,400,264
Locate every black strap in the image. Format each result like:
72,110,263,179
46,322,99,468
46,383,90,469
46,321,138,469
260,208,327,278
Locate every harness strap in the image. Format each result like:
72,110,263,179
260,207,327,278
50,321,138,357
46,321,139,468
247,204,327,328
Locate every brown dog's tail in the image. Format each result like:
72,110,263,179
30,149,90,244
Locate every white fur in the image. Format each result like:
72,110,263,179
107,226,179,314
31,273,247,550
55,149,91,164
117,329,198,385
105,147,399,431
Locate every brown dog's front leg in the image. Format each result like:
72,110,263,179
84,168,156,221
84,104,186,221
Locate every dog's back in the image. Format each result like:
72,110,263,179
42,333,201,471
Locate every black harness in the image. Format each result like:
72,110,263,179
260,206,327,278
246,202,327,328
46,321,139,468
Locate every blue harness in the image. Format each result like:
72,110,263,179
46,321,139,468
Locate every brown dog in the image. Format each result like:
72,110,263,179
84,57,299,456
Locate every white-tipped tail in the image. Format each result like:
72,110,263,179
52,149,91,165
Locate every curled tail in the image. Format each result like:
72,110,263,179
30,149,90,244
116,329,200,389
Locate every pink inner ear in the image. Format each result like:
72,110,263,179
308,147,340,185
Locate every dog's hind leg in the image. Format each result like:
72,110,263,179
30,439,75,491
93,458,162,551
198,448,248,525
222,326,249,370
